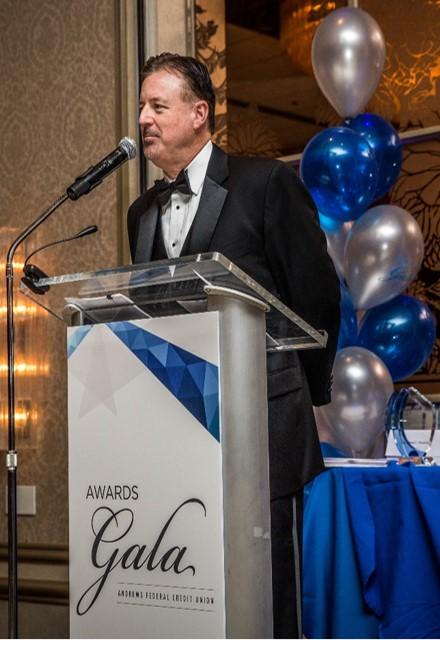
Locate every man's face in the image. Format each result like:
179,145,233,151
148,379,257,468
138,70,201,172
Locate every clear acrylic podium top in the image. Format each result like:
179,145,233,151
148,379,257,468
20,252,327,352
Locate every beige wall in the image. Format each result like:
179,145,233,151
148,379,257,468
0,0,122,548
0,0,125,637
0,1,123,635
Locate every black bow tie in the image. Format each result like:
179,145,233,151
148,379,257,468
154,169,193,208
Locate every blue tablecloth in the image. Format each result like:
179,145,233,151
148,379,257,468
303,464,440,638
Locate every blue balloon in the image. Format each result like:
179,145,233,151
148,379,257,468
357,295,436,381
338,283,358,350
345,113,402,199
300,127,378,222
318,211,342,233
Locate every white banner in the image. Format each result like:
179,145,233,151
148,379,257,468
67,312,225,638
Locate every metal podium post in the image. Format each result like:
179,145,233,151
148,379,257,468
206,286,273,639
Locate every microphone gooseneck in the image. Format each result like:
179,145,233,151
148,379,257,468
22,225,99,295
23,225,98,267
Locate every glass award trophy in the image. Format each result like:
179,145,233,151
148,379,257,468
385,387,438,464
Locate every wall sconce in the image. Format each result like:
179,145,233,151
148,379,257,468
0,398,38,449
0,362,49,377
0,228,48,450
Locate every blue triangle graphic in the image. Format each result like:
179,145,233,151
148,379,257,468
148,342,170,366
187,362,208,393
203,364,219,396
106,321,220,441
67,325,92,358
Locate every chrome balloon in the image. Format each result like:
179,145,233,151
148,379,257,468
312,7,386,118
337,282,358,350
344,205,424,310
317,347,394,456
324,220,353,279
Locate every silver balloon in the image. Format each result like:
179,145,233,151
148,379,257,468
325,221,353,279
317,347,394,456
312,7,386,118
344,205,424,310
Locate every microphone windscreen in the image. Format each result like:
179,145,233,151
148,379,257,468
119,137,137,160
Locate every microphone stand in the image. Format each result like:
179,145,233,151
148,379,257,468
5,136,136,638
5,192,69,638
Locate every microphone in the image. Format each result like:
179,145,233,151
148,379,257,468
22,225,98,294
66,137,137,200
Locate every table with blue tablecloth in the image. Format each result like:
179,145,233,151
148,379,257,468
302,463,440,639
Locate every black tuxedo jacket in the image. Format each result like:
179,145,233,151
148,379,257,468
128,144,340,496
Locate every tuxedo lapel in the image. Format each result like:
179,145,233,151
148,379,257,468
181,144,229,256
133,191,160,264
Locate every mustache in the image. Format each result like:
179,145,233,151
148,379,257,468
142,129,159,139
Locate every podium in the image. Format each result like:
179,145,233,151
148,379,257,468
21,252,327,639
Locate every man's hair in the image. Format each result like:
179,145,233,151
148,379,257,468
142,53,216,133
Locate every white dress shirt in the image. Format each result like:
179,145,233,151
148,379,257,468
160,140,213,258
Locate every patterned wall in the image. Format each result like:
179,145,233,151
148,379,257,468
0,0,120,545
391,139,440,388
337,0,440,389
195,0,227,147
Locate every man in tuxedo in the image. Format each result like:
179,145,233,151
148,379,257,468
128,53,340,638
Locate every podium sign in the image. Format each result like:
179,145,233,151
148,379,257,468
22,253,327,638
68,312,226,638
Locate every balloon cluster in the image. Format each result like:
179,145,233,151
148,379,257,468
300,7,437,457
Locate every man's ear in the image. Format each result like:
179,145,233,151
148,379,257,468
193,100,210,130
